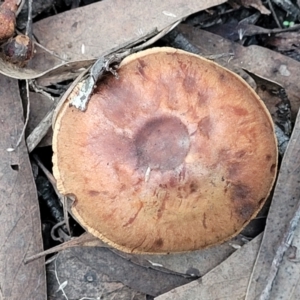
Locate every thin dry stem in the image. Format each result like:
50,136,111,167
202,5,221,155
13,80,30,150
24,233,105,264
267,0,282,28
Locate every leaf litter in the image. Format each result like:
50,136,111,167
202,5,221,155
2,0,300,299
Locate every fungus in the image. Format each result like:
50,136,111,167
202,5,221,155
53,47,278,253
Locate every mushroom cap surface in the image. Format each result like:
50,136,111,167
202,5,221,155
53,47,277,253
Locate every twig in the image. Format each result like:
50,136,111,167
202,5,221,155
33,41,70,62
29,80,55,102
16,0,25,15
51,220,70,242
24,233,106,264
259,198,300,300
133,19,182,51
11,80,30,150
32,154,56,190
267,0,282,29
25,0,33,37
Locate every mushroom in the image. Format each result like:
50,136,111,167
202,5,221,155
53,47,278,254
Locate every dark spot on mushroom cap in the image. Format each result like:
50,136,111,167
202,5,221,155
197,91,209,106
177,59,188,72
137,59,148,78
189,182,199,193
227,105,249,116
218,148,230,160
266,154,272,161
219,73,225,81
88,190,100,197
183,75,196,93
202,212,207,229
235,201,256,221
123,203,143,227
227,162,241,179
135,116,190,171
231,182,251,201
156,191,168,220
154,238,164,248
138,59,147,68
98,78,140,128
270,164,276,173
236,150,246,158
198,116,212,139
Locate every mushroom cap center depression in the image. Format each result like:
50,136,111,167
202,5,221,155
135,116,190,171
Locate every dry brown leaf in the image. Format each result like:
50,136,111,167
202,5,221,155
47,247,193,299
47,252,147,300
111,235,245,276
0,74,46,299
0,0,226,82
246,108,300,299
26,231,244,281
29,0,226,84
155,235,262,300
0,54,93,80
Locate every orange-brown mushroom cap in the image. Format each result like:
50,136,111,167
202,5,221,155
53,47,277,253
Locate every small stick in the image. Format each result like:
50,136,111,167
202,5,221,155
34,41,70,62
29,80,55,102
25,0,33,37
16,0,25,15
267,0,282,29
24,233,107,264
11,79,30,150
